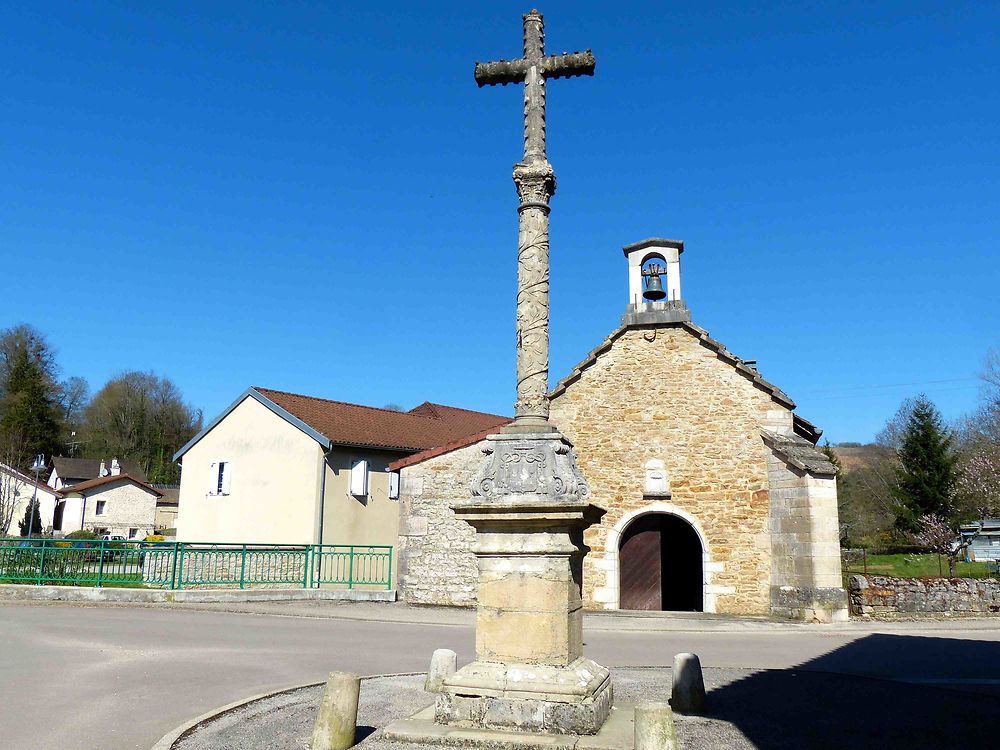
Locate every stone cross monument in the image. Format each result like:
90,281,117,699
474,8,595,432
432,10,613,736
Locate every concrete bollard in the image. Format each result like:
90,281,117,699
424,648,457,693
671,652,706,714
634,702,677,750
311,671,361,750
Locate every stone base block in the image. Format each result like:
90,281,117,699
382,702,635,750
436,658,613,735
769,585,849,623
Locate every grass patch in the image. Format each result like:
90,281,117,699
845,553,995,579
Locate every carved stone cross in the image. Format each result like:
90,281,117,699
475,10,595,429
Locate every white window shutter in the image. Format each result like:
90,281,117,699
221,462,232,495
388,471,400,500
208,462,218,495
350,460,368,496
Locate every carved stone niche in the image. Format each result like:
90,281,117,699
643,458,670,497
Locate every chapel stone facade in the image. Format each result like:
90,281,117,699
394,238,847,621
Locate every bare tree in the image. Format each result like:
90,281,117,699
875,397,919,451
82,371,202,483
57,376,90,424
0,433,28,536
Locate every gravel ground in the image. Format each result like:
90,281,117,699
173,667,1000,750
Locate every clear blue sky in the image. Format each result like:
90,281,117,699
3,1,998,443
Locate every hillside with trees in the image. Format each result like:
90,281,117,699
835,348,1000,560
0,323,202,484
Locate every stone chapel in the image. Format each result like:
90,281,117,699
393,237,847,622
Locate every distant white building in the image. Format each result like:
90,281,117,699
54,473,161,540
962,520,1000,562
47,457,146,491
46,457,171,538
0,463,61,537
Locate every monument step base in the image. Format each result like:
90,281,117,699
381,703,636,750
436,659,612,735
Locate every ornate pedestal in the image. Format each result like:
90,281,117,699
434,431,611,735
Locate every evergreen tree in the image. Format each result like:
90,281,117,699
17,498,42,537
892,395,958,532
820,441,842,476
0,348,61,469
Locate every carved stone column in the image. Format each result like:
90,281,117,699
511,159,556,429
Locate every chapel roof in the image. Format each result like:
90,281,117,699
548,320,796,409
761,431,839,477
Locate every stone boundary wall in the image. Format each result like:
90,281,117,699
397,442,480,606
849,574,1000,618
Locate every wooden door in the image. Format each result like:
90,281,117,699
619,518,662,610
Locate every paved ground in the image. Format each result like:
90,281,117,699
176,669,1000,750
2,601,1000,750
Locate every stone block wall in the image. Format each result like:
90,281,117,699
397,443,480,606
849,574,1000,617
549,326,777,614
81,482,158,539
768,455,847,621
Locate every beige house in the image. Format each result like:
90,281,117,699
173,387,508,582
393,238,846,622
153,486,179,533
0,463,61,537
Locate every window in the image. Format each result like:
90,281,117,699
95,500,106,516
208,461,232,496
128,527,139,540
93,527,108,536
350,459,369,497
388,471,400,501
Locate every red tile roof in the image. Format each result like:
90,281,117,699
389,420,512,471
254,388,509,453
60,474,163,497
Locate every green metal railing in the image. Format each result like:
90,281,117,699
0,538,392,590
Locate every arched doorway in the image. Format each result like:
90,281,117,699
618,513,703,611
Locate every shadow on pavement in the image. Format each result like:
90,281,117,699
704,634,1000,749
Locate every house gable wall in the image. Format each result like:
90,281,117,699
176,396,324,544
1,469,58,536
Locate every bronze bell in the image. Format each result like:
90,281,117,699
643,273,666,301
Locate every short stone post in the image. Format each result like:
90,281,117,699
424,648,457,693
634,703,677,750
671,652,706,714
311,671,360,750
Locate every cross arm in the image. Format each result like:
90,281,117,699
541,50,596,79
475,58,530,87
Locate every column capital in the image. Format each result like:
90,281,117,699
513,159,556,209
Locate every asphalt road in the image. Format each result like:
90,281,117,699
2,602,999,750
